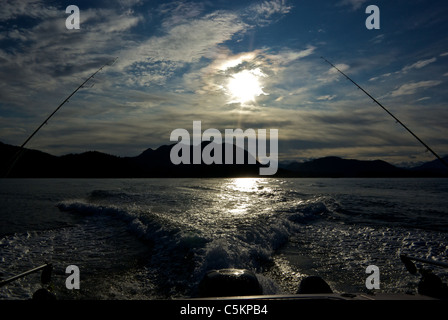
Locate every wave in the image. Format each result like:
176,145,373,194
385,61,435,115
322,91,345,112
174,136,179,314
50,186,448,297
55,194,325,297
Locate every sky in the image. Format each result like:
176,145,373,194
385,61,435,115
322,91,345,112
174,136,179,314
1,0,448,166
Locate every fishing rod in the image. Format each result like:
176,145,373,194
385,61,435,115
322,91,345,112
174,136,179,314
3,58,118,177
0,263,53,288
321,56,448,170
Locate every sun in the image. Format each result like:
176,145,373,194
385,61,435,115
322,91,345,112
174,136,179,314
226,68,266,105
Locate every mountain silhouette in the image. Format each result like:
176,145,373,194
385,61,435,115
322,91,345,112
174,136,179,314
1,141,447,178
409,156,448,176
1,141,264,178
281,156,409,177
125,141,264,177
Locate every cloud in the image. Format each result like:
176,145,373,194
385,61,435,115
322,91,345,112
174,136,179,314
369,57,437,82
268,46,316,65
337,0,368,10
0,9,140,76
390,80,442,97
401,57,437,73
0,4,150,134
249,0,292,17
369,72,391,82
317,95,336,101
370,34,385,44
0,0,296,109
0,2,250,96
0,0,59,21
317,63,350,83
328,63,349,75
118,11,248,86
245,0,292,26
157,1,205,28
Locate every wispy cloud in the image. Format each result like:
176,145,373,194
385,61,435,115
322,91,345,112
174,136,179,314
269,46,316,64
249,0,292,17
370,34,385,44
337,0,368,11
401,57,437,73
317,63,350,83
118,11,248,86
369,57,438,83
366,56,443,98
369,72,391,82
390,80,442,97
317,95,337,101
0,0,59,21
158,1,206,28
245,0,292,26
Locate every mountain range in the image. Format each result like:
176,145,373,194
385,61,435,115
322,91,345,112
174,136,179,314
1,141,447,178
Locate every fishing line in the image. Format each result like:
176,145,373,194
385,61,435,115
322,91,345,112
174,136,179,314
321,56,448,170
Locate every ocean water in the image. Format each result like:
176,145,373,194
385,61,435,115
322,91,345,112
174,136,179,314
1,178,447,300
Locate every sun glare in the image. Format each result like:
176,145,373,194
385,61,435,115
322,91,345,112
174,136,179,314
227,68,266,105
231,178,260,192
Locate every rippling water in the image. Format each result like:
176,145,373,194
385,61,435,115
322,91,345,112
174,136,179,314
1,178,447,299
